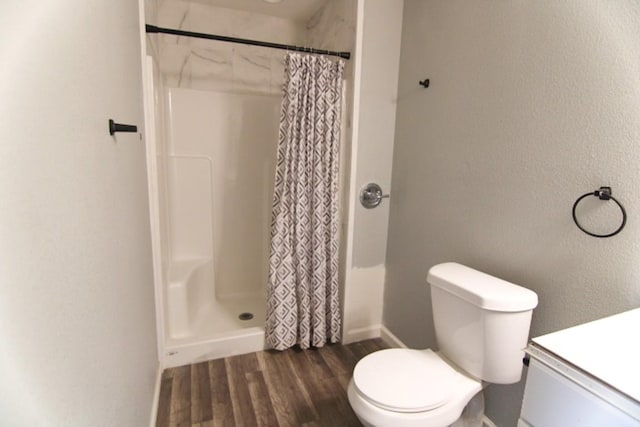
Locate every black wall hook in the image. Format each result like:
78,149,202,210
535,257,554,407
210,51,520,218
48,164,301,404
419,79,430,88
109,119,138,136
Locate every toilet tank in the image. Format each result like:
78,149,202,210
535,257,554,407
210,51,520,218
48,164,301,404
427,263,538,384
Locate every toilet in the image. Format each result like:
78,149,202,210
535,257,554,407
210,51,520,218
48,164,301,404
347,262,538,427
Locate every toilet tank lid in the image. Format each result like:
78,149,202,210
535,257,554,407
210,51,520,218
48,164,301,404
427,263,538,312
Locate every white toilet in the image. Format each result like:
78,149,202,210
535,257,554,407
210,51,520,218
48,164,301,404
348,262,538,427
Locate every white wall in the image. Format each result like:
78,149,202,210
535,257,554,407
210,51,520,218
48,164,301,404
0,0,158,424
145,1,170,273
343,0,403,342
386,1,640,425
351,0,404,269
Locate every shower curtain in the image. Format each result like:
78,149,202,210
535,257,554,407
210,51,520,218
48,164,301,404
266,53,345,351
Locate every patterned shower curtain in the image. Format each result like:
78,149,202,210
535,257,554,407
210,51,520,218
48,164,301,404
266,53,345,351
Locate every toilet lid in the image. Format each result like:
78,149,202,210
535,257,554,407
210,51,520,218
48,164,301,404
352,349,456,413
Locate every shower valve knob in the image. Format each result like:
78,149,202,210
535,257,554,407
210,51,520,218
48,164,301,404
360,183,389,209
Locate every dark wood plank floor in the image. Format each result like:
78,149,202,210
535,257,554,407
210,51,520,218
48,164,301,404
157,338,388,427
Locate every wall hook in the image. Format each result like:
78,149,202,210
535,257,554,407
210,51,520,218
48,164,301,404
419,79,430,88
109,119,138,136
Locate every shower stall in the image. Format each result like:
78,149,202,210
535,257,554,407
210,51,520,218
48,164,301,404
143,0,357,368
162,89,279,367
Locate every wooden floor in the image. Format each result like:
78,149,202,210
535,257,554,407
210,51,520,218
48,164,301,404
156,338,388,427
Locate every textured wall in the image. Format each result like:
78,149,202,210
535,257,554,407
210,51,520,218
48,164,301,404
0,0,158,424
386,1,640,425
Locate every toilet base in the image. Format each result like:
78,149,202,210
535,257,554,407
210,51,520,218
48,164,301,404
449,392,484,427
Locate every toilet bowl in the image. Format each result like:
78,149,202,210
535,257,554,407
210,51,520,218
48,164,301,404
347,349,482,427
347,263,538,427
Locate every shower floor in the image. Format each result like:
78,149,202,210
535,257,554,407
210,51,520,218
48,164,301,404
164,293,267,367
167,293,266,346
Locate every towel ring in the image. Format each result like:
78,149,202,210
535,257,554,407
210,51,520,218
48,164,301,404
572,187,626,238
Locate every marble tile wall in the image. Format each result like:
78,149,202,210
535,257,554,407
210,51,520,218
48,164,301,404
306,0,357,53
306,0,357,129
156,0,307,95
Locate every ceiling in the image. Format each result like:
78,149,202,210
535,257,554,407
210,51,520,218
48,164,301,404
192,0,327,22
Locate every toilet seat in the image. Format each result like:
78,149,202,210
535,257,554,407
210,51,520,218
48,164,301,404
353,349,456,412
348,349,483,427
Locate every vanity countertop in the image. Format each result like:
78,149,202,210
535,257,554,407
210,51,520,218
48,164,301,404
531,307,640,403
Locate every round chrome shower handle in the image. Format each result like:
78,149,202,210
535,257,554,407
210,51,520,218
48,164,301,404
360,183,389,209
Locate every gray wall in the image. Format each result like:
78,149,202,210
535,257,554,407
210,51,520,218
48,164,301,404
385,1,640,425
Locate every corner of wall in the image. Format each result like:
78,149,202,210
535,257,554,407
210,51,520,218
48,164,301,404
343,265,386,343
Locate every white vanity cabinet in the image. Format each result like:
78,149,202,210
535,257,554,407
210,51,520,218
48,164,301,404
518,308,640,427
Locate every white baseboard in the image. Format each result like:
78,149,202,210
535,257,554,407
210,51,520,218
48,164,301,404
483,415,498,427
345,324,408,348
343,324,382,344
149,362,163,427
380,325,408,348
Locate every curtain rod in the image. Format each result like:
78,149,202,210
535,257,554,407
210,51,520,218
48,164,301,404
145,24,351,60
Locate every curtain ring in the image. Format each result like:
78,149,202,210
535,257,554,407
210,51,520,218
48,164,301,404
572,187,626,238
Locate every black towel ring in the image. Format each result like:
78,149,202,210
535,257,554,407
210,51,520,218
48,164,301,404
572,187,626,238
